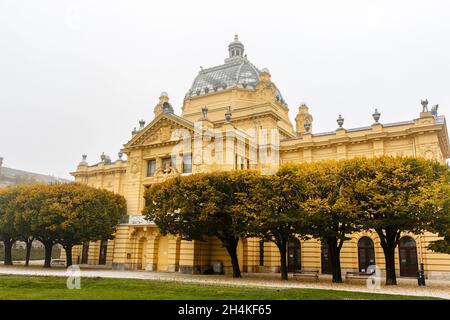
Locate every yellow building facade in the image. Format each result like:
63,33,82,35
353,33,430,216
71,36,450,280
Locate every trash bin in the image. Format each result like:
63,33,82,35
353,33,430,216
417,263,426,287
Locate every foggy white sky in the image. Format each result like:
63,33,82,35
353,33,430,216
0,0,449,179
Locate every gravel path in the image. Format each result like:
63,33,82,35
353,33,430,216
1,264,449,299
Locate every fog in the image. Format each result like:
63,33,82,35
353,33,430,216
0,0,449,179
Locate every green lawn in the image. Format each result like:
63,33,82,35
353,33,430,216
0,275,439,300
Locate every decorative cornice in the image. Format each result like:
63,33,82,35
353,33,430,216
71,166,127,178
280,120,448,153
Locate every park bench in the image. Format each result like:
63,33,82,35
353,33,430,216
293,269,320,281
345,270,375,281
50,259,66,266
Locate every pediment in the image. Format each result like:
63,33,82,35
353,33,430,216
124,114,194,149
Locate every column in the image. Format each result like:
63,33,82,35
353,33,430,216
145,233,159,272
167,236,181,272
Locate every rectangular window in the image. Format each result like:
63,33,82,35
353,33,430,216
147,159,156,177
259,240,264,266
182,154,192,173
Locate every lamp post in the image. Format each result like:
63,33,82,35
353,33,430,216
417,233,426,287
418,263,426,287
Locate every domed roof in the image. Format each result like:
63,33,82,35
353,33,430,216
186,36,286,105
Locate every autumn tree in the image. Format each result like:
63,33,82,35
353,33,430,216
13,183,126,268
0,186,21,265
11,184,36,266
428,222,450,254
288,160,362,283
49,184,126,267
427,175,450,254
143,175,213,250
19,184,62,267
0,183,126,268
144,171,259,278
351,156,448,285
242,166,309,280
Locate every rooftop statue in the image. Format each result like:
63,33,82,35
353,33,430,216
431,104,439,116
421,99,429,112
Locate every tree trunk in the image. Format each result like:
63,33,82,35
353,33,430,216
3,238,14,266
383,245,397,285
326,238,343,283
277,239,288,280
25,238,33,267
224,238,241,278
376,228,398,286
379,239,397,285
64,244,73,268
43,241,53,268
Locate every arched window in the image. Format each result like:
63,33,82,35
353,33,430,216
399,236,418,277
98,240,108,265
358,237,375,273
287,239,301,272
321,241,332,274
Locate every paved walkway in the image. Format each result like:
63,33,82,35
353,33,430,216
0,264,449,299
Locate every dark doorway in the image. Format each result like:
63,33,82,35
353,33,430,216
321,241,332,274
287,239,301,272
81,242,89,264
358,237,376,273
259,240,264,267
399,236,418,277
98,240,108,265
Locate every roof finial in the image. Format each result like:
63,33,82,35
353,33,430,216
225,106,232,123
79,154,88,166
234,34,239,41
139,119,146,130
372,108,381,123
337,114,344,128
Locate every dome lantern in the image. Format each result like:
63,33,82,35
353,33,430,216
228,34,244,60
